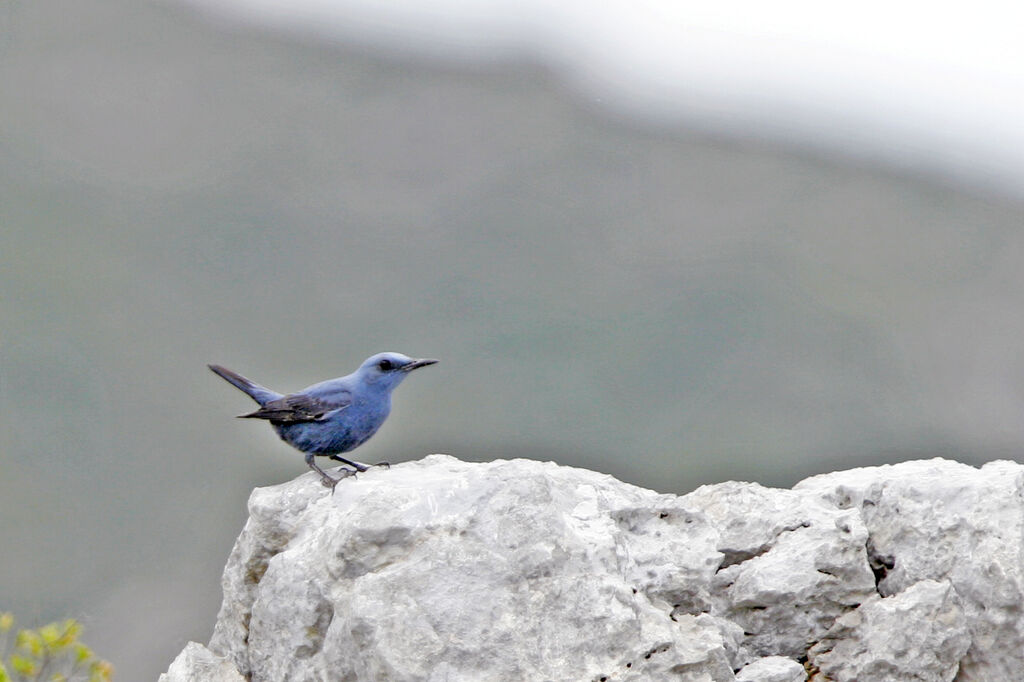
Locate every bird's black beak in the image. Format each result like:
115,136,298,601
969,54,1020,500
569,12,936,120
403,358,439,372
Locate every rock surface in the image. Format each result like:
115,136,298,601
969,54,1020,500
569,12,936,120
808,579,969,681
796,459,1024,681
162,456,1024,681
158,641,245,682
735,656,807,682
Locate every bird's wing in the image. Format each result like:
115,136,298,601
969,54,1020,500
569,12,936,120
238,391,351,423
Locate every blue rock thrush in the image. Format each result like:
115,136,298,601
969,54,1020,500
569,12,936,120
209,352,437,488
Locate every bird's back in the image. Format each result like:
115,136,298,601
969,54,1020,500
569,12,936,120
302,374,357,404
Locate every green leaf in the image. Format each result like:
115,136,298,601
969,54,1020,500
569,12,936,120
88,659,113,682
74,643,94,663
10,654,37,676
54,620,81,650
15,629,42,657
40,623,62,648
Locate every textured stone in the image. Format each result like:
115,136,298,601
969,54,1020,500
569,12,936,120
735,656,807,682
160,455,1024,682
683,481,876,664
208,456,736,682
158,641,244,682
796,458,1024,680
808,579,969,682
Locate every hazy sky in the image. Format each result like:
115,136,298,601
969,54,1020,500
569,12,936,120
187,0,1024,197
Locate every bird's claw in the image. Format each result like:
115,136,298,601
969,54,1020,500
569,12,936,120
320,467,356,492
374,461,391,469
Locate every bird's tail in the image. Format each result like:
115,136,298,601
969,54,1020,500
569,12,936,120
208,364,282,405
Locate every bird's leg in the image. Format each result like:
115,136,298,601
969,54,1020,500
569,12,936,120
306,453,354,489
326,454,376,472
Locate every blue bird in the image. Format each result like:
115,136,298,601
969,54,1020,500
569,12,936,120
209,353,437,488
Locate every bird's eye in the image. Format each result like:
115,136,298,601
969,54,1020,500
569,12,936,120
378,359,393,371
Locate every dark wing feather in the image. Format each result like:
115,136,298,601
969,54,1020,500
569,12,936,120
238,392,349,423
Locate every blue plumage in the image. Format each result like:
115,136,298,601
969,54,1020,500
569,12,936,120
209,352,437,488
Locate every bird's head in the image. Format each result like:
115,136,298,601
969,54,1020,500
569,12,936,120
357,352,438,391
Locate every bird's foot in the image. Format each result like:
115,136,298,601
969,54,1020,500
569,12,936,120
373,461,391,469
320,467,356,491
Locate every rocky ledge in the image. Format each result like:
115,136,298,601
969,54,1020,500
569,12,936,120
161,455,1024,681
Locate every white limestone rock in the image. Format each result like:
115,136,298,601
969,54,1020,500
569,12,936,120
208,455,736,682
735,656,807,682
158,641,244,682
796,458,1024,680
807,579,969,682
162,455,1024,682
682,481,876,664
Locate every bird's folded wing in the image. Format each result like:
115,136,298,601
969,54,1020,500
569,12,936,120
238,392,350,423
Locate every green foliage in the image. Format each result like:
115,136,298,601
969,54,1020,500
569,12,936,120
0,613,112,682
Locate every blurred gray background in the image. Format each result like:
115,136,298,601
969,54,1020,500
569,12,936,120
2,0,1024,679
